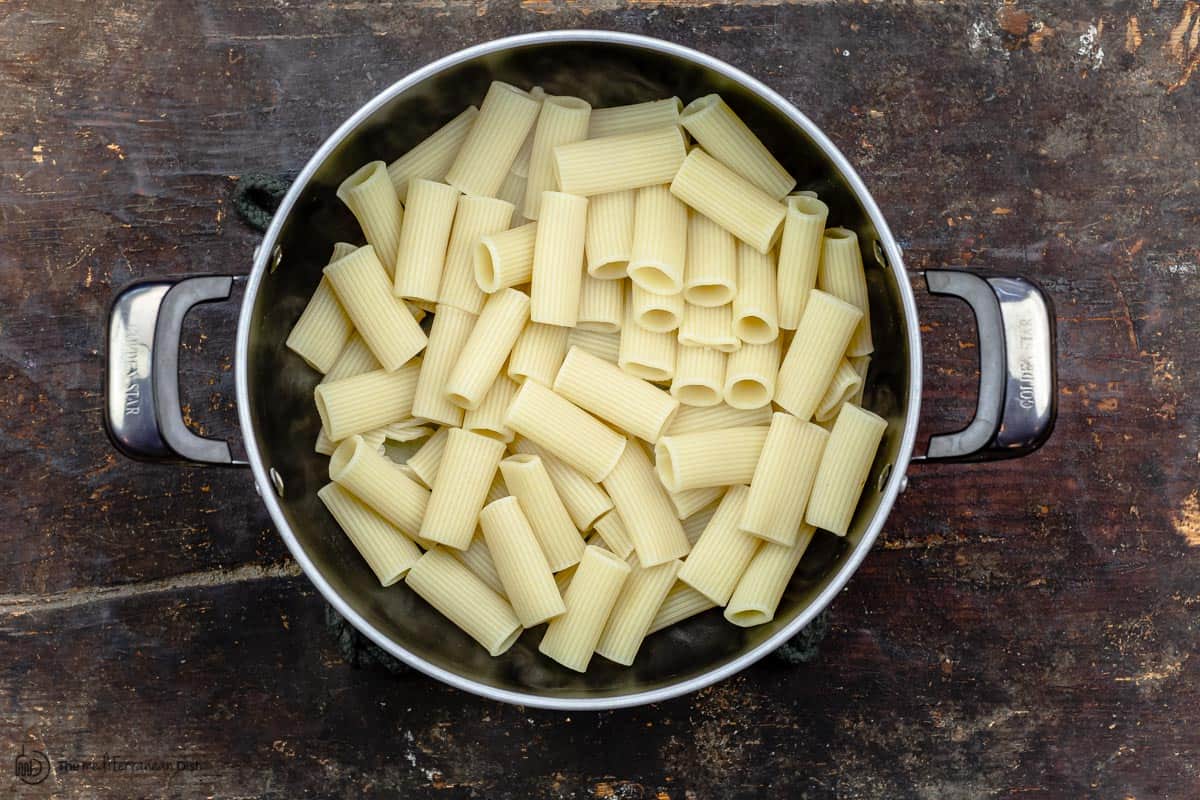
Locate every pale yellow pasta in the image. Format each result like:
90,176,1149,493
554,126,687,196
648,582,716,634
684,212,738,306
523,96,592,220
677,485,758,605
679,303,738,351
375,419,433,446
630,283,683,333
774,289,862,420
498,454,585,571
508,322,570,385
777,195,829,329
318,483,421,586
406,425,449,488
453,534,507,597
320,331,380,385
814,359,864,423
585,190,635,279
723,339,780,410
602,442,690,566
328,435,430,537
445,81,541,198
627,184,688,294
724,525,815,627
387,106,478,202
495,170,528,227
668,485,724,521
569,328,621,365
588,98,682,139
510,437,613,531
323,246,428,371
554,564,578,595
287,261,352,372
411,304,476,427
479,497,566,626
406,548,522,656
654,425,769,492
681,502,720,546
553,346,679,442
577,274,623,333
664,402,772,437
805,403,887,536
393,179,461,304
503,380,626,482
595,559,681,665
476,221,537,293
818,227,874,357
847,354,871,407
741,413,829,545
591,510,635,560
733,241,779,344
670,346,726,407
314,427,337,456
336,161,404,274
444,288,530,411
669,148,785,254
419,428,507,549
314,364,421,441
463,375,518,442
530,191,588,326
679,94,795,199
538,545,631,672
510,86,545,178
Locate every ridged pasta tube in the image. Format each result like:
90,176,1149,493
554,126,687,196
777,195,829,329
774,289,862,420
406,548,522,656
733,241,780,344
669,148,785,254
504,380,626,482
406,425,448,488
411,305,476,427
463,375,518,443
530,192,588,326
394,179,461,305
588,98,682,139
724,526,815,627
591,510,636,560
818,227,874,357
323,245,428,371
336,161,404,274
814,359,864,423
805,403,887,536
577,274,623,333
679,94,795,199
677,485,758,605
479,497,566,627
679,303,738,351
476,222,538,293
498,454,585,572
628,184,688,295
601,442,690,567
445,81,541,198
387,106,478,202
523,96,591,220
647,582,716,634
508,322,570,385
670,346,726,408
585,190,636,279
741,413,829,545
314,364,421,441
663,403,772,437
654,425,769,492
630,282,683,333
595,559,681,665
538,545,631,672
553,346,679,442
419,428,507,550
684,212,738,307
328,435,430,538
287,245,354,372
444,288,530,411
318,483,421,586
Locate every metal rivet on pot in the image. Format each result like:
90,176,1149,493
269,244,283,274
253,244,262,262
898,474,909,493
269,467,285,498
872,239,887,269
877,463,893,491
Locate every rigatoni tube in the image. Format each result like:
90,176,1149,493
510,437,613,531
504,380,627,482
508,322,570,385
588,98,682,139
664,403,772,437
476,221,537,293
724,526,815,627
648,582,717,634
314,364,421,441
679,303,738,351
419,428,507,550
592,510,635,559
733,242,780,344
654,425,769,492
462,375,518,443
387,106,478,202
628,184,688,295
805,403,887,536
777,195,829,329
538,545,631,672
677,485,758,605
679,94,796,199
684,212,738,306
444,288,530,411
601,442,690,567
411,304,476,427
453,534,507,597
630,283,683,333
595,559,681,666
671,346,726,408
498,454,585,572
286,277,352,373
336,161,404,275
818,227,874,357
318,483,422,586
569,328,621,365
577,274,623,333
324,245,428,371
320,331,379,385
523,96,591,220
553,346,679,442
406,426,449,488
669,148,785,255
774,289,862,420
723,339,781,410
814,359,864,423
554,126,687,196
406,548,523,656
530,192,588,326
445,81,541,198
479,497,566,627
393,179,460,305
585,190,636,279
328,435,430,538
669,486,724,521
741,413,829,545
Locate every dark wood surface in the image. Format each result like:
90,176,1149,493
2,0,1198,797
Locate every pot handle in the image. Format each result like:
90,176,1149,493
105,275,246,466
911,270,1057,463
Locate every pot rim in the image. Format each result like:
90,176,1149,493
235,29,922,710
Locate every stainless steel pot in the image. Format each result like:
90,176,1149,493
105,31,1056,709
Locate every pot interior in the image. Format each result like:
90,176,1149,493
243,36,914,703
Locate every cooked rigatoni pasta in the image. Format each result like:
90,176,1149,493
684,212,738,306
679,94,795,199
588,97,682,139
444,288,530,411
777,195,829,329
287,245,355,372
648,582,717,634
818,227,874,357
453,534,507,597
585,189,636,279
406,548,523,656
539,545,631,672
411,304,476,427
329,434,430,538
387,106,478,202
592,510,636,560
523,96,591,220
723,339,781,410
406,425,449,488
733,241,780,344
630,282,683,333
321,331,380,384
530,191,588,326
508,322,570,385
510,86,545,178
569,328,622,365
654,425,769,492
601,442,690,566
577,274,623,333
664,402,773,437
805,403,887,536
671,346,726,407
741,413,829,545
463,375,518,442
324,245,428,371
774,289,862,420
679,303,738,351
677,485,758,605
847,354,871,407
479,497,566,627
554,126,687,196
553,346,679,442
724,525,815,627
670,148,786,254
314,364,421,441
336,161,404,274
445,81,541,198
669,485,724,521
510,437,613,530
318,483,422,586
498,454,585,572
627,184,688,294
394,179,461,304
476,221,537,293
814,359,864,423
504,380,626,482
595,558,681,665
419,428,506,549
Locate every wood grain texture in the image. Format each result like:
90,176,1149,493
1,0,1198,797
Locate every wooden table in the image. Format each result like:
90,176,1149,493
2,1,1197,796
